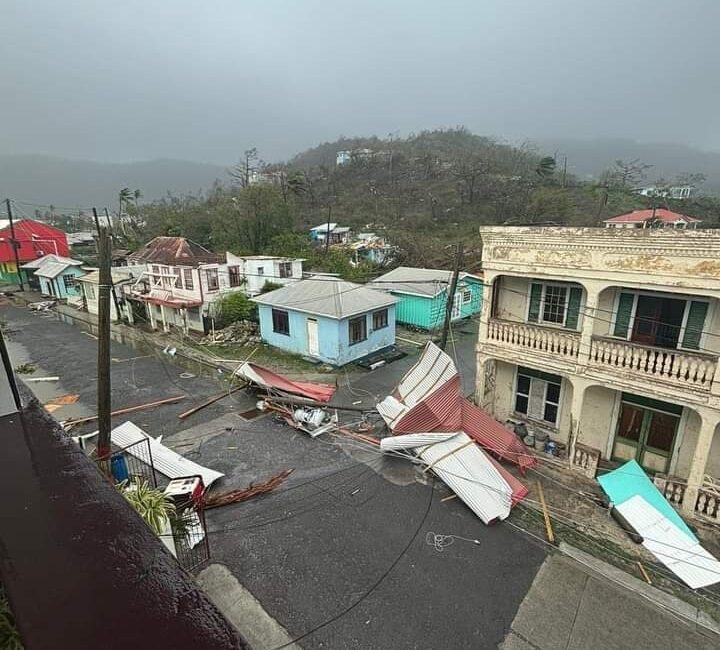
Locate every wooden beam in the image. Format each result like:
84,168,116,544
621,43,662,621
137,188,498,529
178,384,246,419
537,481,555,545
63,395,185,427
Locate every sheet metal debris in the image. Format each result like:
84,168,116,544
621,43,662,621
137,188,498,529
377,342,535,472
237,361,336,402
110,421,224,488
381,432,514,524
616,495,720,589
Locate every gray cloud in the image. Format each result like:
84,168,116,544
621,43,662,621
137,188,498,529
3,0,719,164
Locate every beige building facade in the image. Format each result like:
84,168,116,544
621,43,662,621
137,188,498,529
475,226,720,521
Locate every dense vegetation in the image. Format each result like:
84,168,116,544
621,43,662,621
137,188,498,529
49,128,720,273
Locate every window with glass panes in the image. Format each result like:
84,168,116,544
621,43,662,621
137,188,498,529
272,309,290,335
514,367,562,425
542,285,568,324
372,309,388,330
278,262,292,278
349,315,367,345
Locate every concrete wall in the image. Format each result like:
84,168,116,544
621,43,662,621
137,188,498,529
490,360,572,443
578,385,618,453
258,304,395,366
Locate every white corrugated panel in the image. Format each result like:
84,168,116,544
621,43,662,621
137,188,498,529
380,432,457,451
376,343,457,427
616,495,720,589
383,431,512,524
111,421,224,488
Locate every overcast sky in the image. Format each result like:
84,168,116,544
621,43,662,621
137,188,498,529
3,0,719,164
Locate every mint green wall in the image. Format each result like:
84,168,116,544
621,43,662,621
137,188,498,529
392,278,483,330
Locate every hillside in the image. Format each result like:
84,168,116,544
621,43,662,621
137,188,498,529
537,138,720,193
0,155,228,210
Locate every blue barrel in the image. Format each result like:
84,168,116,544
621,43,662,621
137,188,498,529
111,454,130,483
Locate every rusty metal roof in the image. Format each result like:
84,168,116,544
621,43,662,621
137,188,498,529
129,237,220,266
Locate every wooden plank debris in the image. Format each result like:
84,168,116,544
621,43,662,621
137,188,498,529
537,481,555,544
178,384,246,420
63,395,185,427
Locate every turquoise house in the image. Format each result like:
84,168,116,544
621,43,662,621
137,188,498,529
252,277,397,366
369,267,483,330
23,255,86,299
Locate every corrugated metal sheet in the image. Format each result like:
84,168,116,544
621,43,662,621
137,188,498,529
598,460,696,542
377,342,458,428
128,236,220,265
462,401,535,473
415,432,512,524
380,432,456,451
111,421,224,488
377,342,537,473
236,361,336,402
616,495,720,589
252,277,396,320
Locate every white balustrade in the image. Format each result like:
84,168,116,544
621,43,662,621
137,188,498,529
589,337,716,391
487,319,580,359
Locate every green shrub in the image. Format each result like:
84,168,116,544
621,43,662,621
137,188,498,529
215,292,255,324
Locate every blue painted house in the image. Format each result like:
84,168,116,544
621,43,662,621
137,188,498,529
368,267,483,330
252,277,397,366
22,255,86,299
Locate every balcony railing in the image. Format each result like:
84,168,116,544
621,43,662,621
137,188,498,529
487,319,580,359
589,337,717,391
653,474,720,524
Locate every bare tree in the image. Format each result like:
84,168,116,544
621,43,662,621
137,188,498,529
601,158,653,188
230,147,263,188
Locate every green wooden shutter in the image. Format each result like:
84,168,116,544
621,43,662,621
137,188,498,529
681,301,708,350
613,292,635,337
565,287,582,330
527,283,542,322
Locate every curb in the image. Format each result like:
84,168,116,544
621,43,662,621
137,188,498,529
559,542,720,638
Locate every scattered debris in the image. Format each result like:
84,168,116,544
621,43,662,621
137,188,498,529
536,481,555,544
27,300,56,311
26,376,60,382
201,469,294,509
377,342,536,472
237,361,336,402
355,346,406,370
259,399,338,437
637,561,653,585
599,460,720,589
63,395,185,428
238,408,264,420
199,320,261,346
43,393,81,413
110,421,224,488
178,385,246,420
381,432,523,524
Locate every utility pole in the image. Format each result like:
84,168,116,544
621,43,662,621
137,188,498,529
561,155,568,188
439,242,463,350
96,226,112,474
5,199,24,291
324,204,332,255
93,208,122,322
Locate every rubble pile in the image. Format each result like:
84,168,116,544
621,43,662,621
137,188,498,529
200,320,261,346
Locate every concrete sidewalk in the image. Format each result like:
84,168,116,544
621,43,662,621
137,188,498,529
502,551,719,650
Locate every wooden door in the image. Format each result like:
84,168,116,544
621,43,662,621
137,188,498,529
307,318,319,356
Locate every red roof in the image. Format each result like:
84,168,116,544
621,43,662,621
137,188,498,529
0,219,69,263
604,209,700,224
237,362,337,402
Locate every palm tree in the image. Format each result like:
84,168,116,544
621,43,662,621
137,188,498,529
535,156,556,178
133,188,143,210
118,187,132,216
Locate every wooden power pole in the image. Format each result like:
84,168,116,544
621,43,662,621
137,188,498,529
5,199,24,291
439,242,463,350
96,226,112,472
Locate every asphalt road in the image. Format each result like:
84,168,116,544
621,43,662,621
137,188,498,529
5,302,713,650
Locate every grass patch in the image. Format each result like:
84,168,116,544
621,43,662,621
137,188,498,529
14,363,35,375
202,342,332,374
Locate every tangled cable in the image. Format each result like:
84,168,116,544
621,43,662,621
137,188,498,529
425,531,481,552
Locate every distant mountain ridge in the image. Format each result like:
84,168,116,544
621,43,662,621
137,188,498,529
0,154,228,212
536,138,720,192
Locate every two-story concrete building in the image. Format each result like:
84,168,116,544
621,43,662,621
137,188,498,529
475,226,720,522
226,253,304,296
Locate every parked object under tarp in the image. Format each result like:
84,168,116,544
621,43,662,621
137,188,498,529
381,432,516,524
376,342,536,472
109,421,224,488
236,361,336,402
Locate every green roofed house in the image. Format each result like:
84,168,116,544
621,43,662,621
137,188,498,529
368,266,483,330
